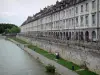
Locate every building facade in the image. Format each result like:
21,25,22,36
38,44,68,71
20,0,100,42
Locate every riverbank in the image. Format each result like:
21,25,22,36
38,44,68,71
8,38,79,75
9,37,98,75
0,38,57,75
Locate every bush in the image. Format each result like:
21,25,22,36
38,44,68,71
45,64,55,73
80,63,88,70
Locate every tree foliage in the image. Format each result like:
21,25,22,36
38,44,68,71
0,23,20,34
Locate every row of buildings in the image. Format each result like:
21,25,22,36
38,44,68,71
20,0,100,42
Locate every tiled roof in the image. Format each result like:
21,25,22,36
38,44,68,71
21,0,86,26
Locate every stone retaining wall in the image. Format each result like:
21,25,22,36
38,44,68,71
24,47,78,75
17,36,100,75
9,38,78,75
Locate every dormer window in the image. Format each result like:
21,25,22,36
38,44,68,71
53,10,55,12
92,0,96,9
61,6,63,9
66,4,68,7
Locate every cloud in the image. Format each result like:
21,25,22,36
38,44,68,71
0,12,27,26
0,12,17,17
0,0,61,26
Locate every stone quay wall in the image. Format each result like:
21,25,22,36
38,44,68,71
17,36,100,75
24,47,78,75
9,38,78,75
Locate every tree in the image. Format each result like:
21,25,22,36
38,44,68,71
0,23,20,34
0,26,4,34
10,26,20,33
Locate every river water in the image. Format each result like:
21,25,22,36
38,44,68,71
0,38,54,75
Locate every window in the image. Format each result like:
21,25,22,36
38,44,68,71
69,19,71,25
85,15,89,25
92,0,96,9
66,19,68,28
63,20,65,28
76,0,79,3
86,3,89,11
92,31,96,41
76,7,78,13
72,18,74,26
92,13,96,25
66,10,68,13
81,5,83,12
76,17,78,27
69,32,71,40
72,8,74,14
81,16,84,25
63,11,65,17
70,9,71,15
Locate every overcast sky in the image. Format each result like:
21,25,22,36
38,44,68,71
0,0,61,26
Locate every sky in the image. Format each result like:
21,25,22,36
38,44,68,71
0,0,61,26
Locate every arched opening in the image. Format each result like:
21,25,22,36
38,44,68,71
49,32,50,35
76,32,78,40
72,32,74,40
58,32,59,39
52,32,53,35
92,31,96,41
80,32,84,40
47,32,49,37
54,32,55,38
54,32,56,38
69,32,71,40
44,32,46,37
48,32,51,37
63,32,65,39
66,32,68,40
56,32,57,39
60,32,62,40
85,31,89,41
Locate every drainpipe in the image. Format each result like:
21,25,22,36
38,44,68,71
49,14,53,53
97,0,99,45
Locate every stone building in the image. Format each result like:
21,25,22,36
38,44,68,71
20,0,100,42
19,0,100,74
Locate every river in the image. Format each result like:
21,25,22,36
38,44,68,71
0,38,54,75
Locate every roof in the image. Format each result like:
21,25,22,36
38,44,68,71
21,0,86,26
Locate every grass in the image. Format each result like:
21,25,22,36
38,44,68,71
11,38,98,75
28,45,80,70
77,70,97,75
10,37,28,44
28,45,55,60
28,45,97,75
57,58,80,70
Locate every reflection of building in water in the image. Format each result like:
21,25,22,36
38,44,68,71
20,0,100,42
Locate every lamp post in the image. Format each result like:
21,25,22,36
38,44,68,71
97,0,99,50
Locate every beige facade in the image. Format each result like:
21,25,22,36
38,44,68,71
20,0,100,42
19,0,100,74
